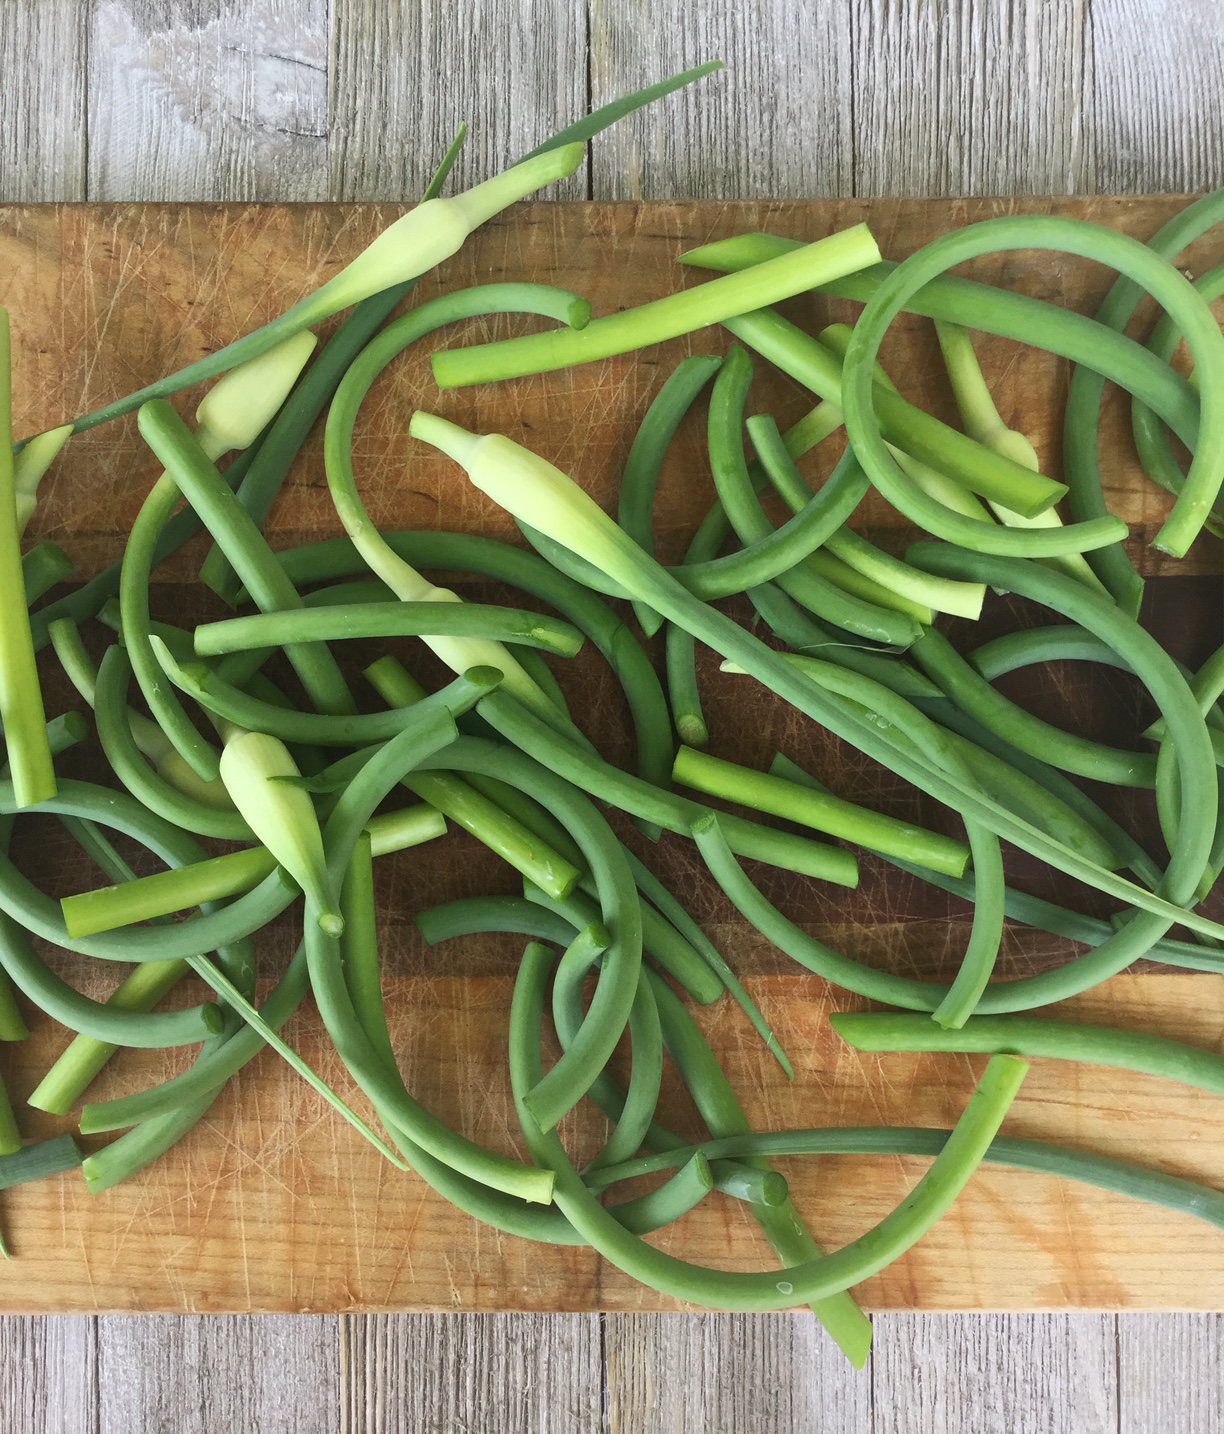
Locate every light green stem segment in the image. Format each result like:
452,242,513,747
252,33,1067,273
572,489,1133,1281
933,320,1108,593
830,1012,1224,1095
21,541,74,605
748,408,985,620
60,804,446,938
136,399,356,720
28,958,189,1115
0,311,56,806
0,1075,20,1156
431,225,884,388
364,657,583,900
723,308,1068,522
673,745,970,878
192,601,584,659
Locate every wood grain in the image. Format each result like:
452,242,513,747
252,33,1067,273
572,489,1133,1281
870,1313,1118,1434
0,0,87,203
328,0,588,202
1118,1312,1224,1434
0,1316,97,1434
851,0,1093,198
604,1312,872,1432
341,1313,603,1433
588,1,853,200
94,1314,341,1433
0,970,1216,1315
2,2,1221,1428
86,0,330,202
1089,0,1224,195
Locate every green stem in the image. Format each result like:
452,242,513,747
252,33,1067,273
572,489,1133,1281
476,693,858,887
674,745,969,877
723,309,1072,527
325,284,592,727
618,354,723,634
433,226,883,387
21,542,74,605
853,214,1223,561
120,470,224,781
0,311,56,806
582,1128,1222,1229
364,656,583,900
831,1012,1223,1095
507,930,1030,1311
193,600,584,660
339,833,397,1077
27,959,190,1114
137,401,357,718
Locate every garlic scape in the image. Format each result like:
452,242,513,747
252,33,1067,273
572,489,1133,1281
218,729,342,936
194,329,319,459
934,320,1107,593
13,423,72,536
49,144,586,442
122,332,321,784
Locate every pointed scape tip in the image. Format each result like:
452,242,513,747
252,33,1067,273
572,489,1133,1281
409,411,484,468
552,140,586,178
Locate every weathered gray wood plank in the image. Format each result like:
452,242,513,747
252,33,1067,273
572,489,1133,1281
1089,0,1224,193
328,0,588,201
1118,1313,1224,1434
340,1313,603,1434
95,1314,341,1434
0,1316,97,1434
851,0,1092,196
86,0,329,200
588,1,853,199
0,0,88,201
604,1313,871,1433
871,1313,1118,1434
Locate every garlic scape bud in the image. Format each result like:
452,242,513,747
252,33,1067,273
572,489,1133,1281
311,143,584,316
41,144,585,446
409,413,642,591
194,330,319,460
13,424,72,536
218,729,342,935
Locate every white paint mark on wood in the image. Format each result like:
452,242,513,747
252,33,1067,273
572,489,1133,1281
87,0,329,200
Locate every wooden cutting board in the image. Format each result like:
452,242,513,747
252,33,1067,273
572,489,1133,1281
0,196,1218,1315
